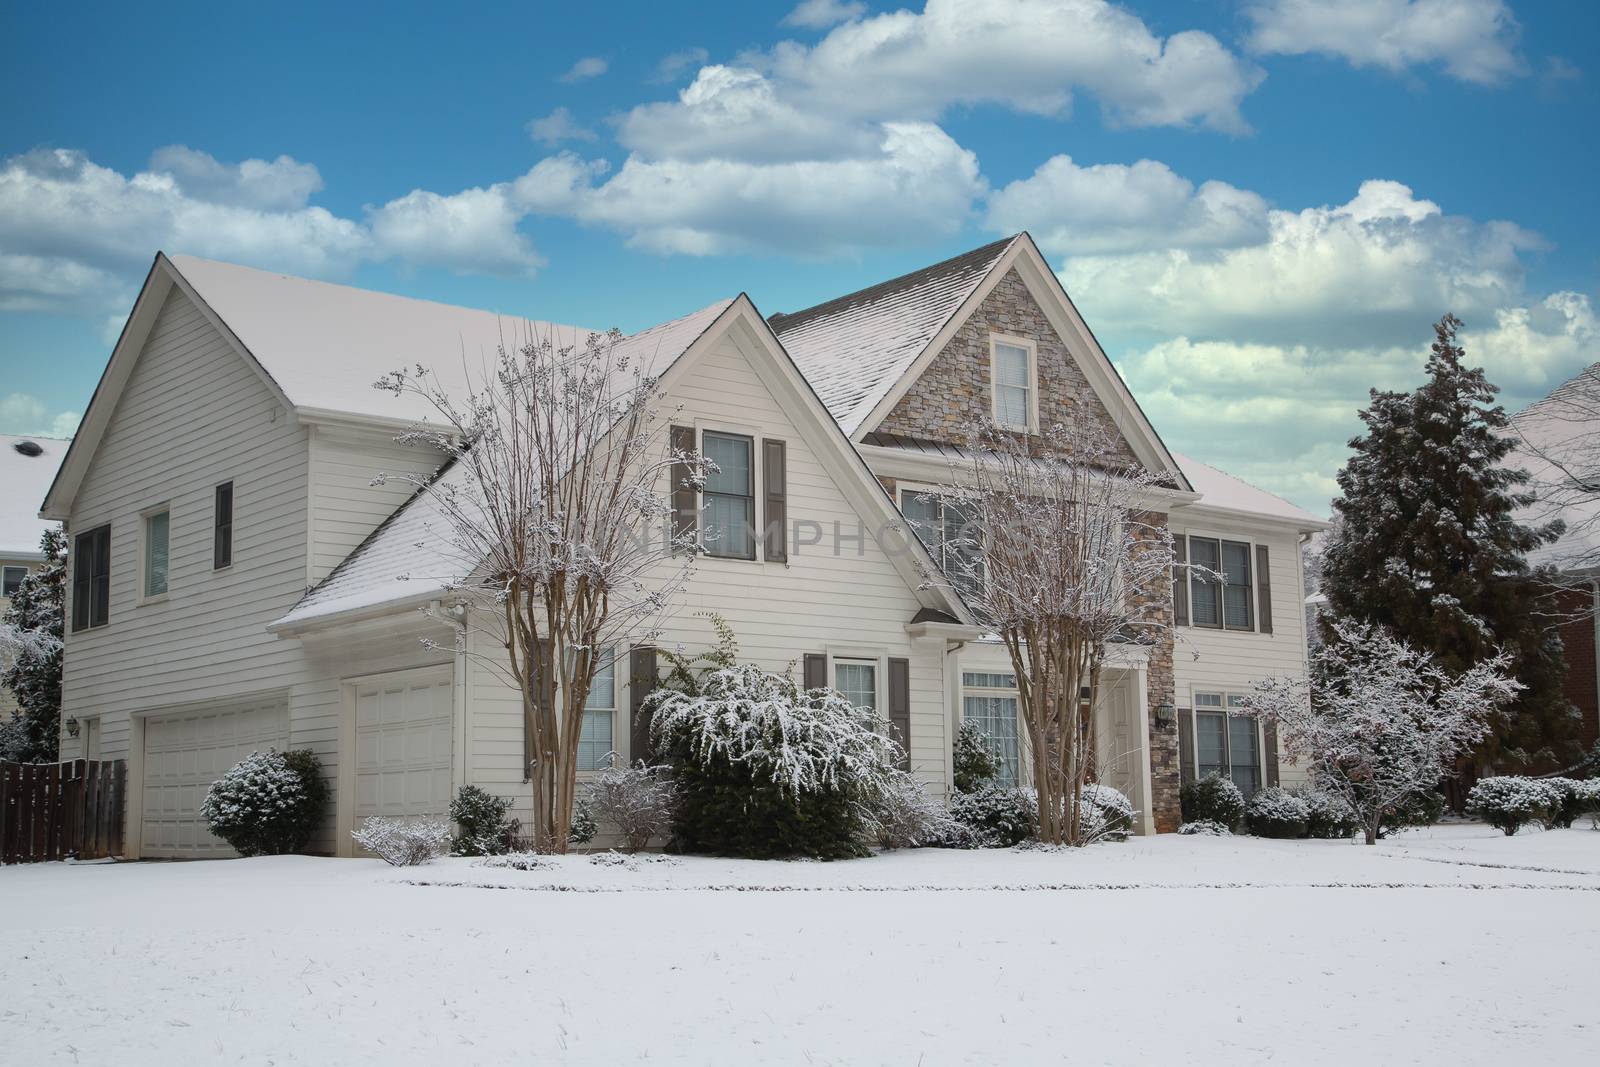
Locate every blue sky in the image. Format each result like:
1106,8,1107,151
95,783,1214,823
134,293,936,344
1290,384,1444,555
3,0,1596,512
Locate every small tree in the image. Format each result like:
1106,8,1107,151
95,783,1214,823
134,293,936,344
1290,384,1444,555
1244,619,1521,844
377,326,704,853
0,528,65,763
931,423,1176,846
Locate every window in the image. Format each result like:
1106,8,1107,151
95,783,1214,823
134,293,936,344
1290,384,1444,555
576,647,616,772
833,659,878,711
1188,536,1254,631
902,489,984,601
71,524,111,631
963,671,1021,786
143,508,170,598
991,338,1034,431
214,482,234,569
702,431,755,560
2,565,26,598
1193,691,1262,796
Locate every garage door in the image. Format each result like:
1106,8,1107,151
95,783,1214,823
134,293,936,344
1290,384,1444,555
142,697,289,858
354,672,453,820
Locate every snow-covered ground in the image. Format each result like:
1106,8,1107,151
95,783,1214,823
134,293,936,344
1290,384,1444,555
3,824,1596,1065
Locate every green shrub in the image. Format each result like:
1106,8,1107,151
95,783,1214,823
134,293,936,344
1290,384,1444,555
1178,819,1231,836
1467,776,1558,836
1537,777,1587,829
449,785,518,856
569,803,598,846
952,719,1003,794
1297,789,1360,839
1181,774,1246,829
1378,787,1445,838
201,749,328,857
1245,786,1310,838
942,785,1037,848
1078,783,1135,841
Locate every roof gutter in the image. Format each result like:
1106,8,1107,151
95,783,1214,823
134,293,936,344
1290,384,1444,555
266,587,456,638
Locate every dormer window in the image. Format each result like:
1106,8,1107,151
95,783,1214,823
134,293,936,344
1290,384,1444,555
990,336,1036,432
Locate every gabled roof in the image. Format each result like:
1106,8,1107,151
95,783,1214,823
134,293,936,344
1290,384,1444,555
271,298,736,631
769,237,1016,435
1511,363,1600,574
1171,452,1328,531
3,435,67,557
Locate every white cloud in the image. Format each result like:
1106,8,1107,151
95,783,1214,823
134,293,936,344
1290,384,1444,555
368,183,543,275
0,392,81,438
526,107,597,146
654,47,710,83
147,145,323,211
781,0,866,29
1246,0,1523,85
986,155,1269,255
560,56,608,83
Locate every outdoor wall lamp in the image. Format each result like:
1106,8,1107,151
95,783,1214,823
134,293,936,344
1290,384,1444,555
65,716,80,738
1154,703,1175,727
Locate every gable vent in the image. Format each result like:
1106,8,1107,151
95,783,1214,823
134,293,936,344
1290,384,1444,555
13,440,43,457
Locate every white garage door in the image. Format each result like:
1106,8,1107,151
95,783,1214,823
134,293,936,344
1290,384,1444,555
355,672,453,820
142,697,289,858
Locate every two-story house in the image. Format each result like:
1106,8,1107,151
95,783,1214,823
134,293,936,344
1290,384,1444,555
41,235,1325,856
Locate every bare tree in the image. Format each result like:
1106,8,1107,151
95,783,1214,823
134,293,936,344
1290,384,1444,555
377,325,703,853
1244,619,1521,845
1512,363,1599,577
930,423,1177,846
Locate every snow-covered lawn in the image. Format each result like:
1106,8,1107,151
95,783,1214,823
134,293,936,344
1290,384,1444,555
3,824,1596,1065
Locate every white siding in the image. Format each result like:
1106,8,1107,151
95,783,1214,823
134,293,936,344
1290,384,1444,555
1170,512,1312,789
307,427,446,586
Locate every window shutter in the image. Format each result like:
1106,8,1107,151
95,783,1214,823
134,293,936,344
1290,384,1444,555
1173,535,1189,627
763,439,787,563
887,656,911,769
629,646,658,765
803,653,827,691
1177,708,1195,788
72,531,90,631
1264,720,1281,787
214,482,234,569
93,526,110,627
670,425,697,553
1255,544,1273,634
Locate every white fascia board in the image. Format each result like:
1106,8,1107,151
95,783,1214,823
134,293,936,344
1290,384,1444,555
1170,500,1331,535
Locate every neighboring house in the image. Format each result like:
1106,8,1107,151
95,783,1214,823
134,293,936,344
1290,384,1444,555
42,236,1325,857
2,434,67,724
1511,364,1600,752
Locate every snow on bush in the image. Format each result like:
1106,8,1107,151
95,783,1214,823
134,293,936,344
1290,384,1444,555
952,718,1003,794
1576,779,1600,829
1297,788,1360,839
569,803,598,846
651,664,904,859
580,763,678,853
200,749,328,857
351,817,452,866
449,785,518,856
1179,819,1232,836
1077,783,1135,842
1181,774,1246,829
867,770,961,849
1467,777,1561,835
1536,777,1589,829
942,785,1037,848
478,851,548,871
1246,786,1310,839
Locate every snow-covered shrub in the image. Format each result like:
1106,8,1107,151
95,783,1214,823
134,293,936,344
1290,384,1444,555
351,817,451,866
952,718,1003,794
942,785,1037,848
1179,819,1232,836
200,749,328,857
1181,774,1246,829
650,664,903,859
449,785,518,856
1467,777,1557,836
580,763,678,853
1378,787,1445,838
1077,783,1135,841
1297,788,1360,839
1576,779,1600,828
479,851,547,871
867,770,961,849
1246,786,1310,839
1536,777,1588,829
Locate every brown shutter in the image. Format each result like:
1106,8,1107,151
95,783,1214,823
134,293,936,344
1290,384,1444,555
1264,720,1281,787
1173,534,1189,627
887,657,911,769
803,653,827,690
1255,543,1272,634
1177,707,1195,788
670,424,697,553
525,638,556,783
763,439,787,563
629,646,658,766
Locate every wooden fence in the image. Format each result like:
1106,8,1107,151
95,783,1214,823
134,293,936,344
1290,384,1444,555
0,759,126,864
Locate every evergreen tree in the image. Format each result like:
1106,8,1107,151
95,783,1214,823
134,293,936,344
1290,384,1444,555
1321,314,1580,778
0,528,65,763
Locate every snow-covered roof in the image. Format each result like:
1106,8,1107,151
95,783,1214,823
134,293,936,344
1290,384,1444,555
170,255,601,425
271,298,735,631
2,434,67,557
1511,364,1600,574
1172,452,1328,530
770,237,1016,435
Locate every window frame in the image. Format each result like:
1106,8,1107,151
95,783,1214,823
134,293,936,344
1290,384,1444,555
139,503,171,603
699,429,758,562
899,484,985,601
573,646,617,773
71,523,111,632
213,481,234,571
1,565,27,599
988,333,1038,434
1190,688,1265,796
1185,533,1257,632
831,656,881,712
961,668,1023,786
